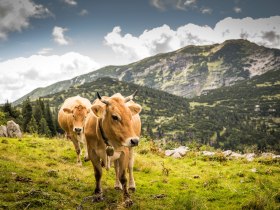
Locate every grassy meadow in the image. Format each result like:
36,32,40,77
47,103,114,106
0,136,279,209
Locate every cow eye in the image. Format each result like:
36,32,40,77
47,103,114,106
112,115,119,121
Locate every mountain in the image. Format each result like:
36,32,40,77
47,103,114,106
31,77,190,139
24,66,280,152
13,39,280,105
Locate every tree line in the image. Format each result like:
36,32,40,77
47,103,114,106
0,98,58,137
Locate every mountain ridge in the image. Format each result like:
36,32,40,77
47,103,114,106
13,39,280,105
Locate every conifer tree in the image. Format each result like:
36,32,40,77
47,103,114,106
45,102,56,136
27,115,38,134
3,100,19,119
22,97,32,132
33,100,43,124
39,117,51,137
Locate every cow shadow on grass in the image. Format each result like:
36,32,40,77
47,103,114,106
77,188,138,209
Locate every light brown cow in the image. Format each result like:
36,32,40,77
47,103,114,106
84,91,141,206
58,95,91,165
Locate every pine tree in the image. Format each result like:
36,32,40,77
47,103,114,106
22,98,33,132
39,117,51,137
3,100,19,119
27,115,38,134
33,100,43,124
45,102,56,136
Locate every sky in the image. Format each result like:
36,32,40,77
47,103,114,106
0,0,279,103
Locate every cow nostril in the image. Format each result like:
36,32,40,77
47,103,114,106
74,128,82,133
130,138,139,146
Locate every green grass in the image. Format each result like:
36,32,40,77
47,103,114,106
1,136,280,209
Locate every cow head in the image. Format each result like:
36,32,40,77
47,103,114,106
91,91,141,149
63,104,90,135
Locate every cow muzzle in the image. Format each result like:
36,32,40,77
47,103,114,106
74,127,83,135
127,137,139,147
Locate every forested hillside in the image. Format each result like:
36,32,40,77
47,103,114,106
12,68,279,153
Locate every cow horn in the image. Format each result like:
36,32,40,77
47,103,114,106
96,92,109,105
125,90,138,103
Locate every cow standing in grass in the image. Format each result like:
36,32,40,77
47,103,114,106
58,96,91,165
85,91,141,206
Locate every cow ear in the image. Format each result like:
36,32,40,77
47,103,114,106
91,104,104,118
63,108,72,114
128,104,142,116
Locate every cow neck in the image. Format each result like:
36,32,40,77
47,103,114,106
98,118,110,147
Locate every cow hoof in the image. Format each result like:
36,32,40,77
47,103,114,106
77,162,83,166
123,198,133,208
84,157,89,162
129,187,136,192
114,186,122,191
92,193,104,202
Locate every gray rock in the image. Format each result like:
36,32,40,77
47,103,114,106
6,120,22,138
272,155,280,159
261,153,274,157
202,151,215,156
174,146,189,156
172,151,182,158
244,153,255,161
165,150,174,157
222,150,232,157
0,125,7,137
230,152,244,159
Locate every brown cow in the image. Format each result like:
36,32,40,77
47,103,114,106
84,91,141,206
58,96,91,165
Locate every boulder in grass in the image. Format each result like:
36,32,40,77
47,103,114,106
202,151,215,156
175,146,189,156
272,155,280,159
230,152,244,159
165,150,175,157
244,153,255,162
165,146,189,158
172,151,182,159
222,150,232,157
6,120,22,138
0,125,7,137
261,153,274,158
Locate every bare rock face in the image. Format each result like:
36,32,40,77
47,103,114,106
6,120,22,138
0,125,8,137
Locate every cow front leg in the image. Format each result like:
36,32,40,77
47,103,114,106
91,156,103,202
71,138,82,165
82,135,89,162
119,153,133,207
128,148,135,191
114,160,122,190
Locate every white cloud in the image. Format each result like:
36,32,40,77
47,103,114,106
37,48,53,55
52,26,69,45
0,52,100,103
200,7,212,14
104,16,280,63
0,0,52,40
150,0,166,11
64,0,77,6
184,0,197,6
150,0,197,11
233,7,242,13
79,9,89,16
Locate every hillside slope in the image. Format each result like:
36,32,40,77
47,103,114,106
27,67,280,152
14,39,280,105
34,77,190,138
1,136,279,209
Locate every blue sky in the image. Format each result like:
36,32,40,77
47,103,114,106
0,0,279,103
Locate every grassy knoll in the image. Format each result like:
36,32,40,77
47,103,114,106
0,136,279,209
